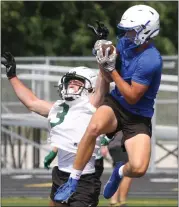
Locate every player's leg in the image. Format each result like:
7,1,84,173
73,104,118,171
108,146,132,206
108,148,120,205
122,116,152,177
118,176,132,205
117,148,132,206
104,116,152,199
123,133,151,177
108,176,132,207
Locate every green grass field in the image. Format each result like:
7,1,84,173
1,197,178,207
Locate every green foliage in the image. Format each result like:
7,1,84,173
1,1,178,56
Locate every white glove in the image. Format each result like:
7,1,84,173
96,46,117,72
92,40,112,56
94,40,112,50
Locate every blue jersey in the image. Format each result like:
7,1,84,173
111,38,163,118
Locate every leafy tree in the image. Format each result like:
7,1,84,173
1,1,178,56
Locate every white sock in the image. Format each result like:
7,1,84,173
70,169,82,180
118,165,124,178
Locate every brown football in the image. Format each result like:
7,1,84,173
101,44,115,56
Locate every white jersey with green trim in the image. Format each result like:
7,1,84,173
47,96,100,174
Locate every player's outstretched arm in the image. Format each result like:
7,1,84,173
90,70,110,108
1,52,53,117
99,64,113,83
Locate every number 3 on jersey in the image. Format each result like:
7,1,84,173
50,103,69,128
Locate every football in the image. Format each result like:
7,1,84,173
101,44,115,56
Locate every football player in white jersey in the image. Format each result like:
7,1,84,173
2,52,109,207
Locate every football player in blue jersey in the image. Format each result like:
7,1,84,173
52,4,163,202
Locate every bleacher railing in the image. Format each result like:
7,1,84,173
1,56,178,173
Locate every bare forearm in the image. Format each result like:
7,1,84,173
99,71,110,96
90,71,109,108
94,71,109,107
111,70,136,104
99,64,113,83
9,77,39,108
9,77,52,116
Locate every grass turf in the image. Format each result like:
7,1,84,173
1,197,178,206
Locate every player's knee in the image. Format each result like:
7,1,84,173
87,123,102,138
133,168,146,177
131,163,147,177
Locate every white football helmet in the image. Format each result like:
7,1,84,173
58,66,97,101
117,5,160,46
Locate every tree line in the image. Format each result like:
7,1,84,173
1,1,178,56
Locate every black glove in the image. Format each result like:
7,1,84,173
87,20,109,40
1,52,16,79
88,20,110,56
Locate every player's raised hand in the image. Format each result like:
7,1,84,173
1,52,16,79
96,46,117,72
